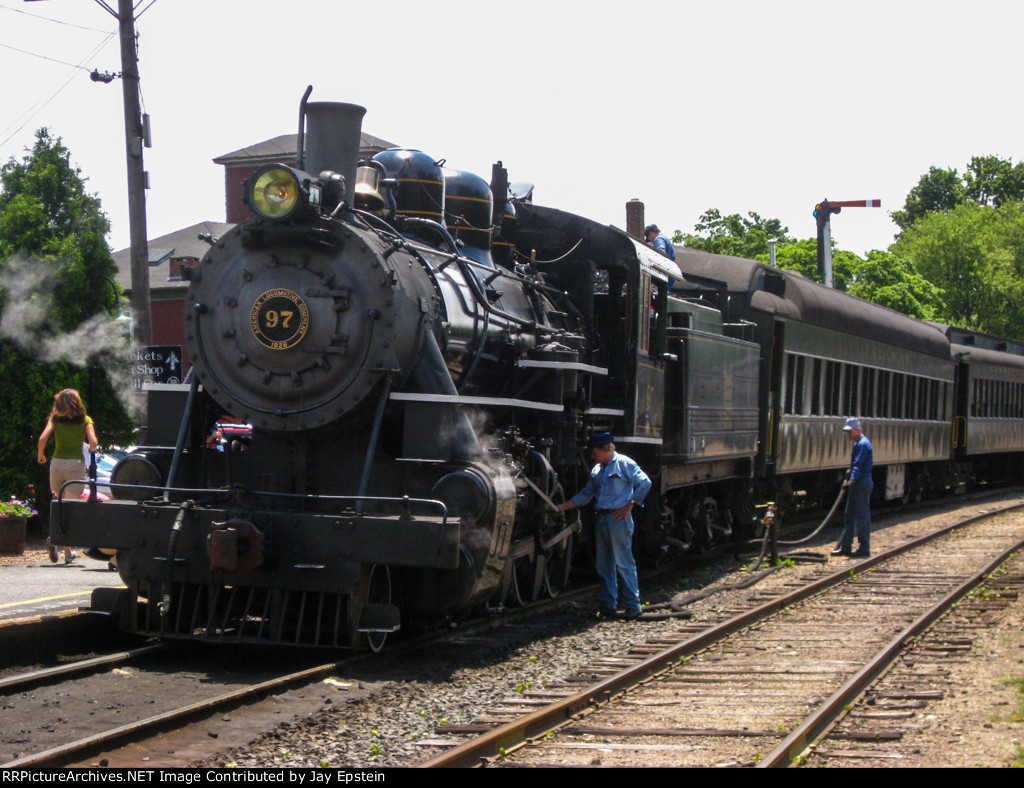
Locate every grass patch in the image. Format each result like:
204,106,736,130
1009,677,1024,723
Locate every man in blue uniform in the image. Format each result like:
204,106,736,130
644,224,676,260
558,433,652,619
832,417,873,558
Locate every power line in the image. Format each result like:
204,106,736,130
0,32,117,149
0,2,113,33
0,40,94,71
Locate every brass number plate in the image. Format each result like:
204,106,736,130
250,289,310,350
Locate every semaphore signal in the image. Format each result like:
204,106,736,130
813,198,881,288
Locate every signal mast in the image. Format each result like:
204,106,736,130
813,199,881,288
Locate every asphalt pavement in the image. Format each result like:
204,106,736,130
0,551,126,625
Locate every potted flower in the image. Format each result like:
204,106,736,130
0,496,38,555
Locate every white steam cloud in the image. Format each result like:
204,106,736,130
0,255,143,420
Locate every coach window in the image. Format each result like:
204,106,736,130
844,364,857,415
861,367,873,417
824,361,837,416
794,356,806,415
784,354,795,414
811,358,822,415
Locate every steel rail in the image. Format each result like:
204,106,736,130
418,500,1024,768
0,643,170,694
1,657,363,768
0,562,608,768
759,532,1024,767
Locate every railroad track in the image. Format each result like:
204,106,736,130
0,644,353,768
417,501,1024,767
0,574,618,768
4,494,1021,768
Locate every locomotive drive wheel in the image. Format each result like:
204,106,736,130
543,532,574,598
542,485,573,597
507,552,535,608
355,564,394,653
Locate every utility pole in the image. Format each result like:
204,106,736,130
116,0,151,345
40,0,153,342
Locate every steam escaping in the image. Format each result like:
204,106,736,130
0,255,142,419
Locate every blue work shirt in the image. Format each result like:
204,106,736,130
849,434,873,485
652,234,676,260
571,453,653,511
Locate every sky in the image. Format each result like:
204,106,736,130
1,0,1022,258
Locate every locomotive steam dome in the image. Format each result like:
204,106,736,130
185,222,436,432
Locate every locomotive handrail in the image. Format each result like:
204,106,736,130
350,207,587,327
55,482,449,521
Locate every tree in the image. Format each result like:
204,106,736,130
845,251,944,321
0,129,119,329
893,201,1024,337
962,155,1024,208
674,208,793,259
891,166,963,231
766,238,860,291
893,155,1024,232
0,129,134,495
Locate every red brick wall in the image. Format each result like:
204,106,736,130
225,165,257,224
151,297,190,374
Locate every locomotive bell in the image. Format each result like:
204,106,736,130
353,163,386,211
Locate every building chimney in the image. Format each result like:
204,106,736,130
626,198,645,238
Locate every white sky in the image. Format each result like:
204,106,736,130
1,0,1021,258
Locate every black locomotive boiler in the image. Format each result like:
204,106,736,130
51,97,1024,649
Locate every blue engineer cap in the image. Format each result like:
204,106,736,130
587,432,613,451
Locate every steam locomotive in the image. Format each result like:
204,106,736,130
50,98,1024,649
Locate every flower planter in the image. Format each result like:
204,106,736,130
0,516,27,554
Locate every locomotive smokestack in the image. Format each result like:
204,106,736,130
303,101,367,207
626,198,645,238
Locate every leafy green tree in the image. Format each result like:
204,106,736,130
0,129,133,495
892,166,964,231
893,155,1024,231
1,129,119,328
845,251,944,321
674,208,793,259
894,201,1024,337
764,238,859,291
963,155,1024,208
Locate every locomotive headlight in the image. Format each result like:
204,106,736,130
247,165,305,220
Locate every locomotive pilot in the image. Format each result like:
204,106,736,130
558,433,652,619
832,417,873,558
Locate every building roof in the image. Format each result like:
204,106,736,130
112,220,235,293
213,131,396,167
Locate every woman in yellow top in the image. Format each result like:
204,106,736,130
37,389,99,564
